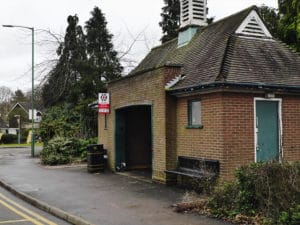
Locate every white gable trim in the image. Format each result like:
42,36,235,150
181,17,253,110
235,10,272,39
165,75,185,89
7,102,29,116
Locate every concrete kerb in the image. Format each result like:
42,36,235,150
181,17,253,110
0,146,28,148
0,179,95,225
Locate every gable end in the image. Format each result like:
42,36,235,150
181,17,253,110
235,10,272,39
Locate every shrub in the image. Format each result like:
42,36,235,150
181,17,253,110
0,134,17,144
40,136,98,165
208,182,239,218
278,204,300,225
236,162,300,218
208,162,300,224
20,129,30,143
38,104,81,144
78,137,98,161
40,137,81,165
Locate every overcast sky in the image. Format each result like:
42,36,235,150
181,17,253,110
0,0,277,92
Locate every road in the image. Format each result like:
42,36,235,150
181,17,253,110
0,186,70,225
0,147,231,225
0,147,69,225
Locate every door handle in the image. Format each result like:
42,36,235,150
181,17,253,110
256,145,261,151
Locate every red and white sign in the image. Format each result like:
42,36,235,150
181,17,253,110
98,93,110,114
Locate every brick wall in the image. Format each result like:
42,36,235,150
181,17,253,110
99,68,300,182
282,95,300,161
175,92,300,180
99,67,181,182
176,92,225,169
222,93,255,179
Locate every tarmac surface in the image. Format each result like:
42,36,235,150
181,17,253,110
0,147,231,225
0,186,70,225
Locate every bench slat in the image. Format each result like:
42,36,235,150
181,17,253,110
165,156,220,181
165,170,208,179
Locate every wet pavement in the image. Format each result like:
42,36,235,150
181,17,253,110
0,147,231,225
0,186,70,225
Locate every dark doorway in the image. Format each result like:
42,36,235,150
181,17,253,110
115,105,152,172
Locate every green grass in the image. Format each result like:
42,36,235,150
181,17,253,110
0,143,43,147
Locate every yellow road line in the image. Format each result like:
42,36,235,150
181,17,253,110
0,199,43,225
0,219,28,224
0,193,57,225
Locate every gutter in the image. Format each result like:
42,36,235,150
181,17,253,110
168,82,300,96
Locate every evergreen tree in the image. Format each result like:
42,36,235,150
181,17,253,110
259,1,300,51
258,5,280,38
159,0,180,43
84,7,122,90
77,6,123,138
12,89,28,103
41,7,123,137
278,0,300,51
42,15,87,107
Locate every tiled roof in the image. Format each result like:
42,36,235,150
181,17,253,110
19,102,32,112
220,36,300,86
128,6,300,92
9,102,30,115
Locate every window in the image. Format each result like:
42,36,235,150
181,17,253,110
188,100,202,128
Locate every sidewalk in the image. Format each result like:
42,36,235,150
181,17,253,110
0,147,230,225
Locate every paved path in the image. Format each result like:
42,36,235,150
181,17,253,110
0,147,230,225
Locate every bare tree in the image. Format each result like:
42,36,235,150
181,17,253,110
34,23,157,98
115,25,158,74
0,86,14,121
0,86,13,103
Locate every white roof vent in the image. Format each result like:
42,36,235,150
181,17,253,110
180,0,208,28
236,10,272,39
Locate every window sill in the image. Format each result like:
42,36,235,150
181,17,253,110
186,125,203,129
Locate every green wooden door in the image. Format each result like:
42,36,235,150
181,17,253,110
256,101,280,162
115,110,126,170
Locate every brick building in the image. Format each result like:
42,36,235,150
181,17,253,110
99,1,300,182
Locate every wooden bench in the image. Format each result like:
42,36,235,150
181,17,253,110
165,156,220,181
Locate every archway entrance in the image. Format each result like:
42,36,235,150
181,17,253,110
115,105,152,174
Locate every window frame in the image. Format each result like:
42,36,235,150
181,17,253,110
187,99,203,129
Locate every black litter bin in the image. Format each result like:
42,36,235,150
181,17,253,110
87,144,107,173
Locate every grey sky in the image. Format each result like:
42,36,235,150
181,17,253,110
0,0,277,92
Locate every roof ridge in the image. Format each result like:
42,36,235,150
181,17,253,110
213,6,257,83
216,36,237,82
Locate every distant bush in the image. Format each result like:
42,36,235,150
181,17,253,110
40,136,97,165
21,129,30,143
0,134,17,144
